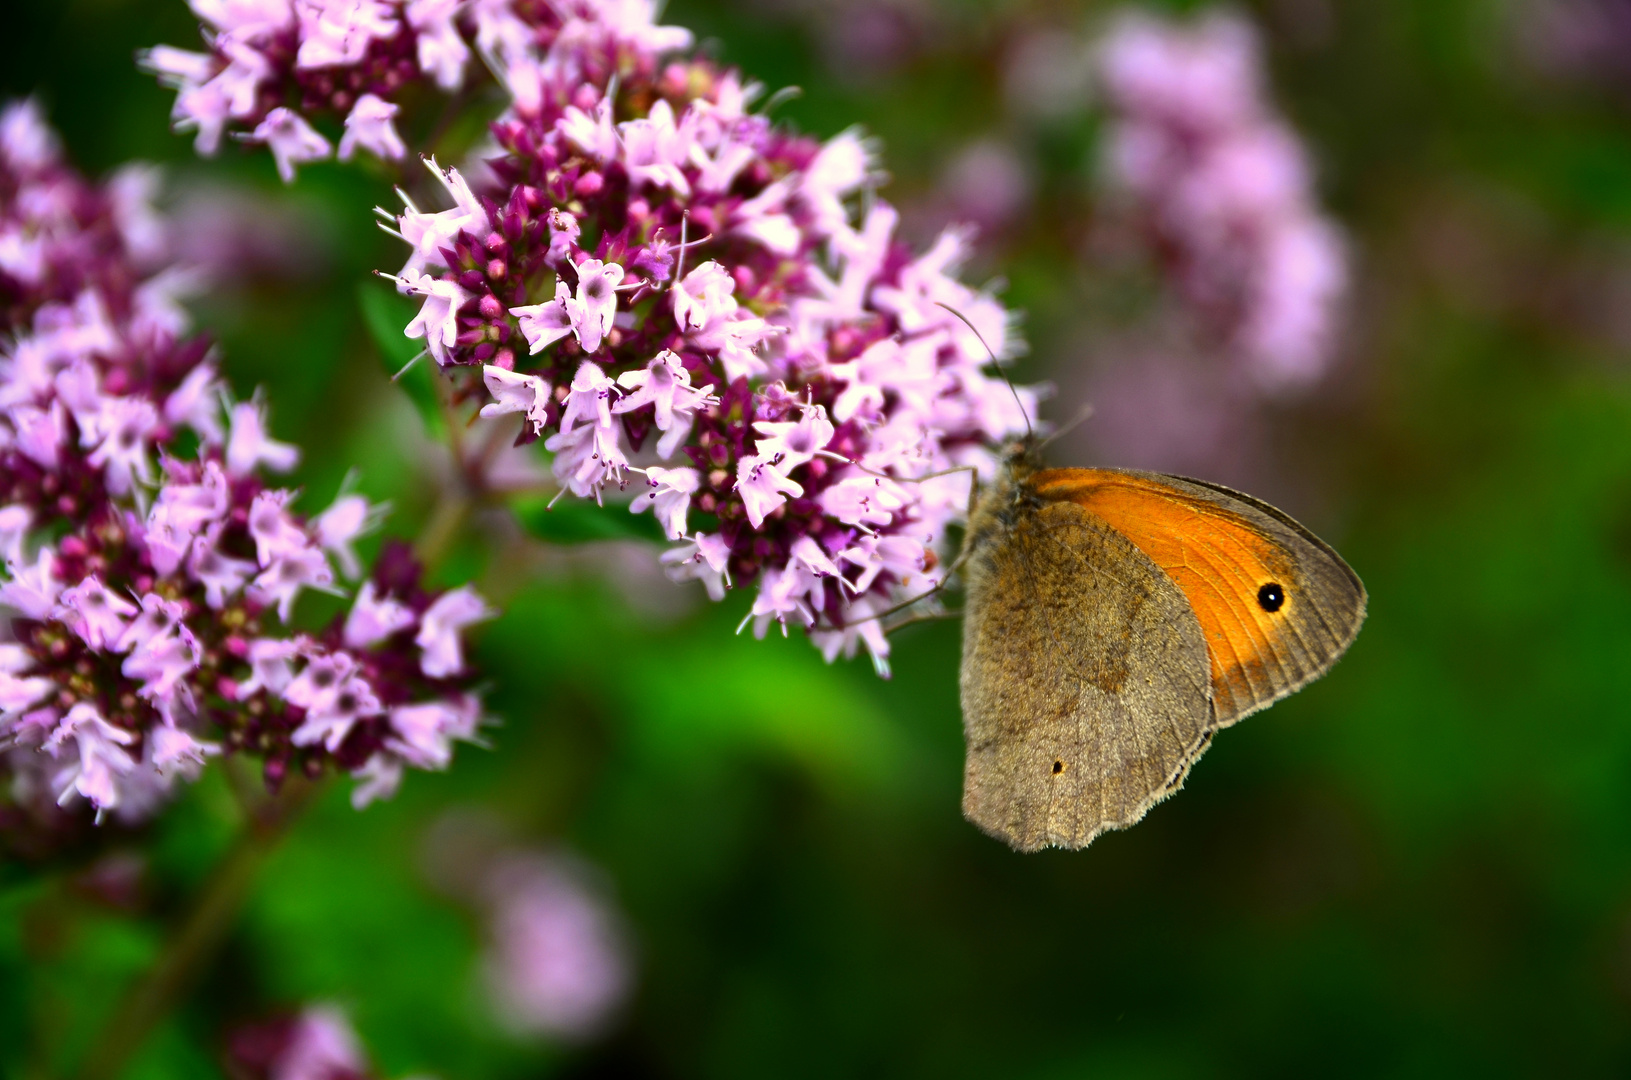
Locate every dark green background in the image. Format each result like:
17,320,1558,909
6,0,1631,1075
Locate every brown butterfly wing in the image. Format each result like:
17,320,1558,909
959,493,1216,851
1029,468,1368,726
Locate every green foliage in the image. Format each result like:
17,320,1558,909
359,283,445,438
510,494,667,545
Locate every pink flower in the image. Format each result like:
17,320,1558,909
259,1005,369,1080
247,491,311,566
385,694,480,769
114,593,188,655
671,260,736,333
545,361,626,497
734,454,803,530
481,853,632,1040
0,98,60,171
348,752,403,808
393,273,471,367
510,281,577,354
283,651,359,712
54,576,138,651
659,532,731,600
164,361,226,444
291,669,383,751
189,525,259,608
12,401,67,468
342,579,416,648
337,93,405,162
619,99,692,196
0,106,491,824
567,257,626,354
148,718,220,777
314,492,379,578
613,350,716,458
799,128,876,237
120,619,202,704
44,703,138,816
0,548,62,619
1097,10,1347,388
559,93,618,161
416,585,492,678
84,396,160,495
480,365,552,432
295,0,398,69
0,505,30,564
631,465,698,540
819,473,910,529
0,665,55,724
407,0,470,89
751,405,835,472
809,594,893,677
250,107,333,183
250,546,335,621
394,157,490,281
236,637,307,699
227,398,301,474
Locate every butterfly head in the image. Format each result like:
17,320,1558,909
997,433,1047,481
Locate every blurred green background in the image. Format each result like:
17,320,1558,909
8,0,1631,1076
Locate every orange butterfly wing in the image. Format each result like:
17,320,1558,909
1029,467,1366,725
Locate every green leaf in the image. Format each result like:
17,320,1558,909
510,493,667,544
357,282,443,437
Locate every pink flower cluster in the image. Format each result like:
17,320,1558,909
141,0,692,182
0,101,490,824
1099,11,1347,390
378,7,1034,674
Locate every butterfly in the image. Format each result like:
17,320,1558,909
955,437,1366,851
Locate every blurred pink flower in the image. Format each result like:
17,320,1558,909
226,1003,386,1080
1098,10,1347,391
481,851,633,1041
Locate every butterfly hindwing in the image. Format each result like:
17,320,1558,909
959,493,1216,851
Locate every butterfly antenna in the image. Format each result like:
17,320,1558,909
934,301,1031,440
1037,401,1094,451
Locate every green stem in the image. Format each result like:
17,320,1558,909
73,777,320,1080
414,486,471,575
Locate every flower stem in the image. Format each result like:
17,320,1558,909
73,776,321,1080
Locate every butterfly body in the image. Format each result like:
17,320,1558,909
957,440,1366,852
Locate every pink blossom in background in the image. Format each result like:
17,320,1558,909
934,139,1033,241
0,101,490,825
1516,0,1631,97
481,851,633,1041
420,812,636,1043
1098,10,1347,391
225,1004,414,1080
1077,348,1262,483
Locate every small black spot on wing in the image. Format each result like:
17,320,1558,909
1257,582,1285,612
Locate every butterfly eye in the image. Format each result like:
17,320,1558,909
1257,582,1285,613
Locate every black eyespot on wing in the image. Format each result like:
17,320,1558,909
1257,582,1285,613
1051,760,1065,775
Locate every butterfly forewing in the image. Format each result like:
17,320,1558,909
1029,468,1368,727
